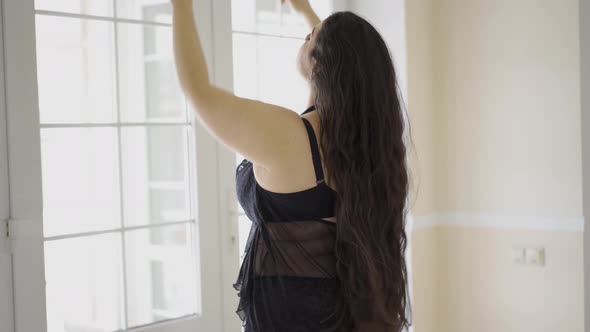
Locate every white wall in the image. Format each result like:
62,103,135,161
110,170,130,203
346,0,407,100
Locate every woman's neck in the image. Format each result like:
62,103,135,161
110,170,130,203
307,89,317,108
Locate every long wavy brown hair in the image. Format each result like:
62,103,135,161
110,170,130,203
310,11,413,332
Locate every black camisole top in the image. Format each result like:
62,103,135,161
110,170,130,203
233,105,341,332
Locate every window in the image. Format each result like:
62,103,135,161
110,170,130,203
34,1,200,330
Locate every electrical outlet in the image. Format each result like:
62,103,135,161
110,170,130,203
512,246,526,264
525,247,545,266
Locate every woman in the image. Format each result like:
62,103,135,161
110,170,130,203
171,0,412,331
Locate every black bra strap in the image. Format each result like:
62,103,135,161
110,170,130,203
302,105,317,115
301,117,325,184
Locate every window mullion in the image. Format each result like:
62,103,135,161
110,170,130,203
34,9,172,27
112,0,130,328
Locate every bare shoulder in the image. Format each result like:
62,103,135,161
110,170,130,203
254,110,337,193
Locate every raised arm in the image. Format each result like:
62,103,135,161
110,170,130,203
171,0,307,169
282,0,321,28
171,0,210,102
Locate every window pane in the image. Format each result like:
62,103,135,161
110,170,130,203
279,5,307,38
45,234,124,332
41,128,121,237
231,0,332,37
121,126,191,226
116,0,172,24
257,36,309,111
278,0,333,38
238,215,252,263
125,224,198,327
255,0,280,35
236,154,250,264
232,33,259,98
117,23,187,122
35,15,117,124
231,0,281,34
235,154,246,216
231,34,309,111
231,0,257,33
35,0,113,16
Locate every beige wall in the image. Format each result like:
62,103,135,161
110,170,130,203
405,1,439,331
436,226,583,332
435,0,582,216
405,0,436,216
406,0,584,331
409,226,438,332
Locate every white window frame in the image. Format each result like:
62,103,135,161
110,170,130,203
2,0,238,331
0,1,15,330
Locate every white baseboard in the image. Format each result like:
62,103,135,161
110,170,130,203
407,213,585,233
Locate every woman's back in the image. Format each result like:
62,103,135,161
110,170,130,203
234,105,344,331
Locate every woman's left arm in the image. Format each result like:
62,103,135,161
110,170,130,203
172,0,304,170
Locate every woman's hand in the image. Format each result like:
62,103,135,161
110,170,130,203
171,0,193,8
281,0,313,14
282,0,320,28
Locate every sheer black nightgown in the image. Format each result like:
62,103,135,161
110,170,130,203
233,105,341,332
